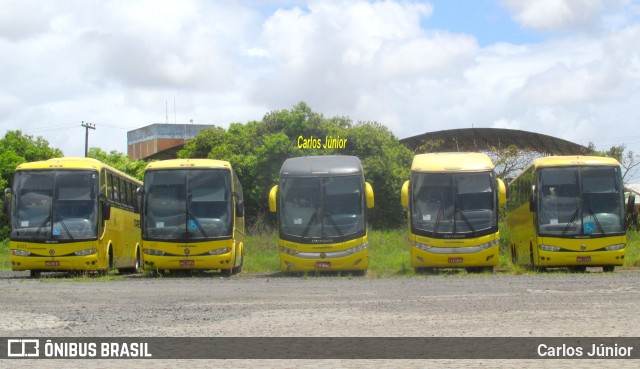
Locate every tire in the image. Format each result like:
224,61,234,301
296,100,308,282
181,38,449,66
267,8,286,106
134,249,141,273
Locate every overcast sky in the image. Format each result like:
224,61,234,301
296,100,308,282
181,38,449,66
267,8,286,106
1,0,640,170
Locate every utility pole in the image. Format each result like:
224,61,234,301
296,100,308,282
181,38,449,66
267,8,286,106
81,121,96,157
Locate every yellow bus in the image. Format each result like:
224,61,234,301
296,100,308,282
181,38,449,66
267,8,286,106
140,159,245,275
269,155,374,273
506,156,626,272
401,153,506,273
3,157,142,278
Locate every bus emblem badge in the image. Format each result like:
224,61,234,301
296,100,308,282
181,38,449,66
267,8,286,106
49,249,55,255
184,248,190,255
581,244,586,250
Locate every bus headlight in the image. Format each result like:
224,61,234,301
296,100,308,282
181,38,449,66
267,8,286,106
413,242,433,251
74,248,97,256
345,242,368,255
539,244,562,252
143,249,165,256
280,247,300,256
477,239,499,250
605,243,625,251
208,248,231,255
11,250,31,256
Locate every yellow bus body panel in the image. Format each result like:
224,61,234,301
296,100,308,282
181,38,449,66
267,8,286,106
408,232,499,268
278,235,369,272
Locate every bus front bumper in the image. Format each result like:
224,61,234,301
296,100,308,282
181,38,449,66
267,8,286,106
142,253,235,271
10,254,101,272
537,249,625,267
410,244,499,268
279,249,368,272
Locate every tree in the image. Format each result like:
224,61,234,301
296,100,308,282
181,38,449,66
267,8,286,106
179,103,412,229
0,131,63,240
589,143,640,183
87,147,147,181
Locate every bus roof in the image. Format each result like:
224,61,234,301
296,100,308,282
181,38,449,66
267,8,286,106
15,157,141,184
280,155,363,176
533,155,621,168
411,152,495,172
145,158,232,171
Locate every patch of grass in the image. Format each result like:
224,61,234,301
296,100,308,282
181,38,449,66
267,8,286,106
242,230,279,273
624,230,640,269
367,228,412,278
0,238,9,270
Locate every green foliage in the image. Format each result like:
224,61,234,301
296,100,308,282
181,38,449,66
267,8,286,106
589,142,640,182
0,131,63,240
179,102,412,229
87,147,147,181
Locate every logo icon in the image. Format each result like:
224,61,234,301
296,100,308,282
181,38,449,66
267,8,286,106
184,248,190,255
49,249,55,255
7,339,40,357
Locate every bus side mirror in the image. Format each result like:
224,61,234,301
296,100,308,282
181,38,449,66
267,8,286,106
100,194,111,221
234,193,245,217
627,194,636,213
134,187,143,214
365,182,374,209
529,194,537,212
2,188,11,214
401,180,409,208
529,185,537,212
497,179,506,207
269,185,278,213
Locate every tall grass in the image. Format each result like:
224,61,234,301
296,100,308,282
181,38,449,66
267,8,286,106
0,238,9,270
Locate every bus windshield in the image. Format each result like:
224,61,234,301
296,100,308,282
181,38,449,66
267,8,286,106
10,170,99,241
411,172,496,236
143,169,233,241
279,175,365,241
537,166,625,237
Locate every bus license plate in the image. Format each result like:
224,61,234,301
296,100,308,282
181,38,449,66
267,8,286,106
180,260,194,266
45,261,60,266
315,262,331,268
448,257,463,263
577,256,591,262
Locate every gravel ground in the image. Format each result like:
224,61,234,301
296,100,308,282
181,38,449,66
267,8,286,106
1,269,639,368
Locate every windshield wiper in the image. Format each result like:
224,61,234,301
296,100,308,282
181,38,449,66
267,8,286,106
585,197,605,236
302,212,318,238
433,204,444,234
187,211,209,238
34,214,52,237
455,207,476,235
323,211,343,238
55,215,74,239
561,208,580,237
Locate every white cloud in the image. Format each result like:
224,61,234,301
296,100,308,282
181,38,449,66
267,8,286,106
0,0,639,178
501,0,609,31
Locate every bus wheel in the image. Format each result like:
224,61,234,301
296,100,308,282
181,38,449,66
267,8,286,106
29,270,41,279
134,250,141,273
221,268,233,277
232,253,243,274
603,266,615,273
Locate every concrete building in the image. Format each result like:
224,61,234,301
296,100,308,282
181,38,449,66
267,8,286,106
127,123,215,161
